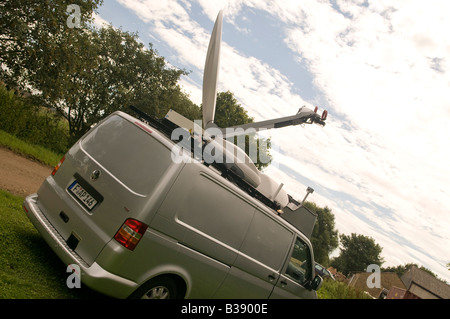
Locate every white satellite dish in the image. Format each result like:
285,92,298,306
202,10,223,130
201,10,327,137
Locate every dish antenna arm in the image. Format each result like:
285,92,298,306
220,106,327,138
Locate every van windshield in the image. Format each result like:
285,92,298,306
81,115,172,195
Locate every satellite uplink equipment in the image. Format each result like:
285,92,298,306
132,10,327,238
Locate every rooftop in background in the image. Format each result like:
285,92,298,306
347,272,405,299
401,265,450,299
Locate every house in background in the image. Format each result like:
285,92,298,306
400,265,450,299
346,266,450,299
347,272,406,299
384,286,407,299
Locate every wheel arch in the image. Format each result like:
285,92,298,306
128,272,189,299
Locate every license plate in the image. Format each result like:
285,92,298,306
68,181,98,210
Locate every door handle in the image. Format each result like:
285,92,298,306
268,274,276,282
280,280,287,287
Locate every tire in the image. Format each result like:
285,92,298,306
129,277,178,299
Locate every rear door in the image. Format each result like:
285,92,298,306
38,113,178,265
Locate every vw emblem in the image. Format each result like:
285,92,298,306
90,170,101,181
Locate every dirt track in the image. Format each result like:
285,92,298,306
0,146,53,198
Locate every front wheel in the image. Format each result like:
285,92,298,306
129,277,178,299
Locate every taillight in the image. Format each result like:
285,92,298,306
52,155,66,176
114,218,148,251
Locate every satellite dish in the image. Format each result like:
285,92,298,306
201,10,327,136
199,11,262,188
202,10,223,129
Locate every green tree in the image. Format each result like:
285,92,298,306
305,202,339,266
1,1,190,142
58,25,188,142
213,91,254,127
0,85,69,154
0,0,102,91
331,233,384,275
163,88,202,121
213,91,272,170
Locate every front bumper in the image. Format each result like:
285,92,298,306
23,194,138,298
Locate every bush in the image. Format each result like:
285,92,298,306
0,85,69,154
317,279,373,299
0,130,62,166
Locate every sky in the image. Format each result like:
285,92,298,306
93,0,450,282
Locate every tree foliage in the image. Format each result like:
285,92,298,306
60,25,189,142
305,202,339,266
0,0,189,142
331,233,384,275
213,91,254,127
213,91,272,170
0,85,69,154
0,0,101,92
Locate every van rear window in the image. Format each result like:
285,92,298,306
81,115,172,195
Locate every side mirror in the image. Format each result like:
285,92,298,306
310,275,323,291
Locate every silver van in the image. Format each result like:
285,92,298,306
23,110,323,299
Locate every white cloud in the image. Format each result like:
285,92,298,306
92,12,111,28
253,0,450,279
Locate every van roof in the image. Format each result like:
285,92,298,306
120,108,312,240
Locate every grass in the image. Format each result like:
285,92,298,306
0,189,104,299
0,130,63,167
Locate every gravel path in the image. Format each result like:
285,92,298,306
0,146,52,198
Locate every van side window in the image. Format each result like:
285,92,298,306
285,237,312,286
